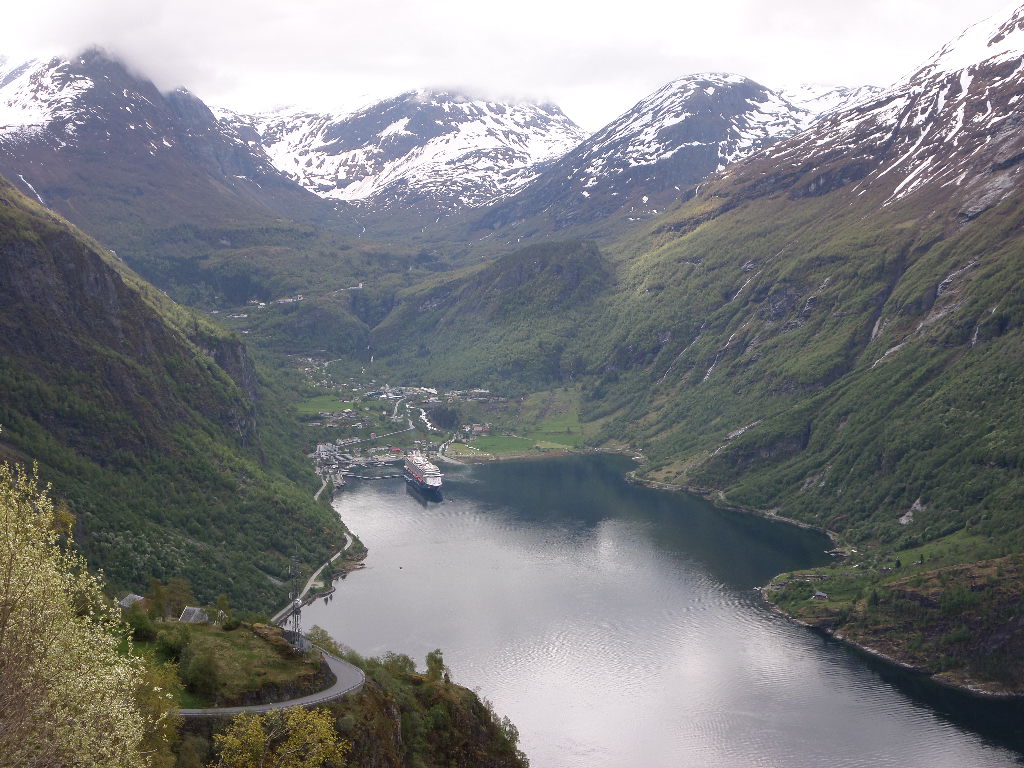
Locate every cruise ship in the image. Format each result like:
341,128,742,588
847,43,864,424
404,451,443,496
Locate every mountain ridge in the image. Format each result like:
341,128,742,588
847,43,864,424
225,89,587,214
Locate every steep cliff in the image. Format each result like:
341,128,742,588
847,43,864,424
0,173,343,609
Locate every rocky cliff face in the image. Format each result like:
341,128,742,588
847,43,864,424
0,193,257,451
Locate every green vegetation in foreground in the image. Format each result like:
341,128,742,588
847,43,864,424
3,461,523,767
304,628,529,768
172,626,529,768
767,551,1024,694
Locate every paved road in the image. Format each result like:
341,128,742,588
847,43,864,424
177,649,365,718
270,534,353,625
313,475,329,501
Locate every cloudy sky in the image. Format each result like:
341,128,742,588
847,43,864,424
0,0,1017,130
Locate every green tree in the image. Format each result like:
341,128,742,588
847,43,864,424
0,462,154,767
147,576,169,618
216,593,232,620
183,648,221,698
210,707,349,768
165,576,198,619
425,648,448,682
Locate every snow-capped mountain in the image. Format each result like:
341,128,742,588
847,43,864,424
228,91,587,213
779,84,886,123
0,56,97,144
477,73,812,233
0,49,324,226
736,4,1024,215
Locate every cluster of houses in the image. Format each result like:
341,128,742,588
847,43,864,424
117,593,217,624
308,408,367,430
367,384,504,406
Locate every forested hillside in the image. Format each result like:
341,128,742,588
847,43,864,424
0,173,343,610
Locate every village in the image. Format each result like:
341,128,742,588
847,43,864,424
303,378,500,491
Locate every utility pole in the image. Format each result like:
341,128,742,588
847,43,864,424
287,556,303,640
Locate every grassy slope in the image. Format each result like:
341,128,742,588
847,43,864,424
597,182,1024,549
176,629,528,768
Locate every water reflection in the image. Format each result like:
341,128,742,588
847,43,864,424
304,454,1023,768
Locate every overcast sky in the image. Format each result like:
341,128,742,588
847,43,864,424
0,0,1018,131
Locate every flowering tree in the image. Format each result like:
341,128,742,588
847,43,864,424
0,462,157,767
211,707,349,768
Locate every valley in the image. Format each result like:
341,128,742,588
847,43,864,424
2,2,1024,766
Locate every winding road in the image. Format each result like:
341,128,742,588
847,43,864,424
177,648,365,718
178,450,369,718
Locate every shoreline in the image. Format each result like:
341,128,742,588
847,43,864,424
625,472,839,544
340,445,1022,701
622,458,1024,701
442,444,638,465
762,593,1024,700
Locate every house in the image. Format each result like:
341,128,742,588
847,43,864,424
812,591,829,601
118,594,145,611
179,606,210,624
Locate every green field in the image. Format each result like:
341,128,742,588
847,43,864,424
519,387,586,447
444,442,487,458
295,394,353,415
138,622,319,708
471,435,535,454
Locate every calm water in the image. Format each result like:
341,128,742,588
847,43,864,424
303,454,1024,768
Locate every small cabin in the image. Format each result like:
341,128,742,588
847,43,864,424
118,594,145,611
179,606,210,624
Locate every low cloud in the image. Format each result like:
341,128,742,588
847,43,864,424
0,0,1014,131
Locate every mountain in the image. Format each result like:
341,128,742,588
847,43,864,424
228,90,587,215
371,239,612,388
366,4,1024,689
0,170,343,610
0,50,365,302
736,7,1024,213
0,50,443,356
473,74,810,237
579,4,1024,536
778,84,885,119
381,5,1024,579
0,49,327,227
